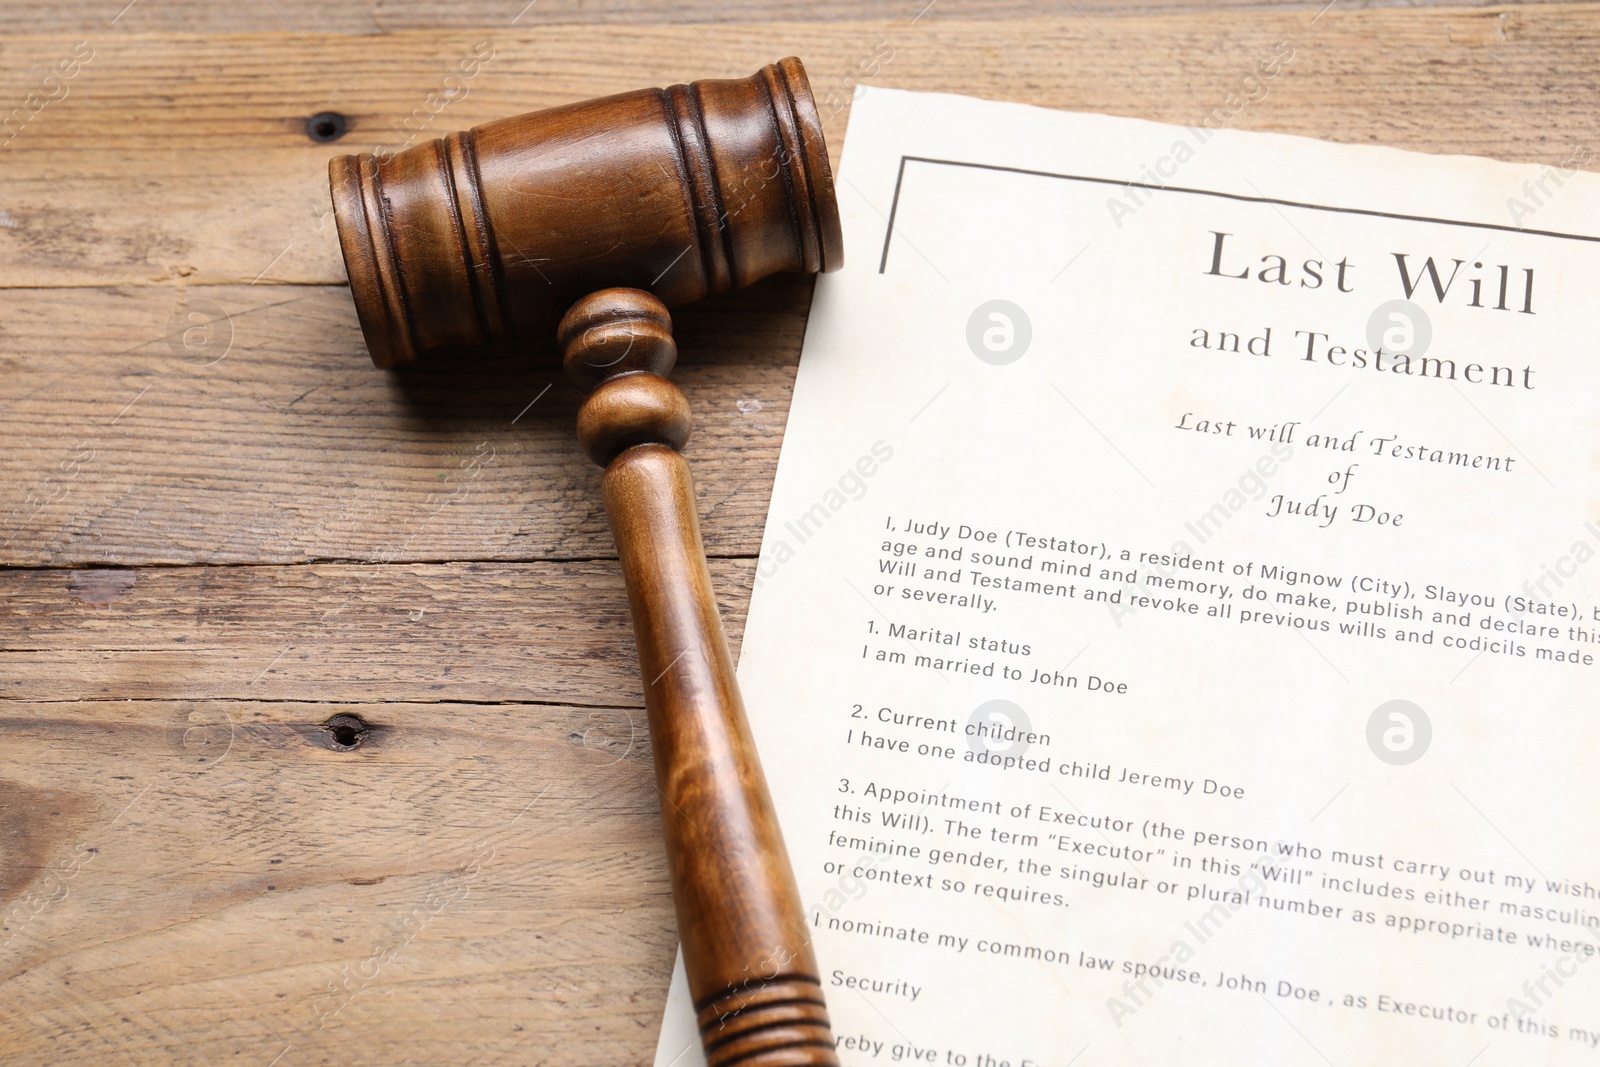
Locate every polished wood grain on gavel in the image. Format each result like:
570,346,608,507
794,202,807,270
328,58,842,1065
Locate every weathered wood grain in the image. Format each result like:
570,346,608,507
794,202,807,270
0,698,672,1066
0,283,805,566
0,0,1556,36
3,12,1597,289
0,559,753,704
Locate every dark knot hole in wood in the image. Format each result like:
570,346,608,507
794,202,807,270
306,112,348,143
321,713,368,750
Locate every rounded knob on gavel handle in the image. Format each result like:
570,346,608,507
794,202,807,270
561,290,836,1066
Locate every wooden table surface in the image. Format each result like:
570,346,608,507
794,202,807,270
2,1,1596,1062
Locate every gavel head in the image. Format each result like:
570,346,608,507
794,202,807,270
328,57,843,368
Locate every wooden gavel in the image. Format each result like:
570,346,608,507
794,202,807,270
328,59,842,1065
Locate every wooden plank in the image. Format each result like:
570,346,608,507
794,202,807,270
0,698,672,1066
0,559,753,705
2,11,1597,288
0,0,1551,36
0,283,806,566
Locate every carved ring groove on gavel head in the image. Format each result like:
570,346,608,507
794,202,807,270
328,59,846,1067
329,56,843,367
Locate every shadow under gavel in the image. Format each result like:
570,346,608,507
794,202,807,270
328,58,843,1066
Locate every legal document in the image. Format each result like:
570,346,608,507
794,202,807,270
656,84,1600,1065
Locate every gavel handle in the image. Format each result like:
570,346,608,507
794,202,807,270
559,289,838,1066
606,445,837,1066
